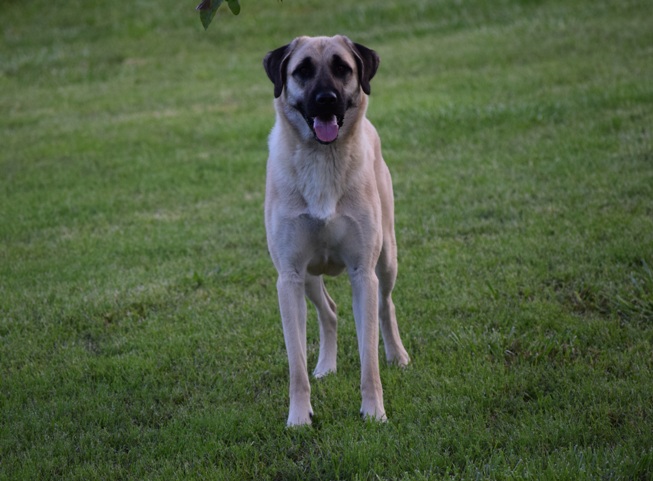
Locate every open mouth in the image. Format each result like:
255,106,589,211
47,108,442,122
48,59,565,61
310,115,342,144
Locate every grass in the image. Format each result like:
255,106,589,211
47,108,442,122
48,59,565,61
1,0,652,479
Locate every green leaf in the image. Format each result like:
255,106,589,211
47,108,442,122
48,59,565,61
196,0,224,30
227,0,241,15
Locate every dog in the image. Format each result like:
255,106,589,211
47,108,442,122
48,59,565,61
263,35,410,426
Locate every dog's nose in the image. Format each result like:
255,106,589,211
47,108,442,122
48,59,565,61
316,91,337,105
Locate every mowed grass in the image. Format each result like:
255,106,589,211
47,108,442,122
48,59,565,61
1,0,652,479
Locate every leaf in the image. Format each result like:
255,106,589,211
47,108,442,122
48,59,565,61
196,0,224,30
227,0,241,15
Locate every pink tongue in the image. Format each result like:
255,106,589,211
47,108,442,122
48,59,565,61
313,116,339,143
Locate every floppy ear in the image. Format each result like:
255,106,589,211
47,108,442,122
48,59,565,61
263,43,292,98
350,41,380,95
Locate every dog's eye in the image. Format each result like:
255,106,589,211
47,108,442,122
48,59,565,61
293,62,314,80
333,63,352,78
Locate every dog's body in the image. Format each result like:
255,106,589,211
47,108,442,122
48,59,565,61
263,35,409,426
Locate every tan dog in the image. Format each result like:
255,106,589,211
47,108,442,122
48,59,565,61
263,35,410,426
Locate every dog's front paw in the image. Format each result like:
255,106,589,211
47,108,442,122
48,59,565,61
287,405,314,427
360,399,387,423
287,413,313,427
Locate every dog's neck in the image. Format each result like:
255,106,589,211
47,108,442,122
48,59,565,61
272,95,370,220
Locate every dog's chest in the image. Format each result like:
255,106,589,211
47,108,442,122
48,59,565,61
294,150,350,219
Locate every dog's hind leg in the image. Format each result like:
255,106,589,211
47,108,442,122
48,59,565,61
376,239,410,367
305,274,338,378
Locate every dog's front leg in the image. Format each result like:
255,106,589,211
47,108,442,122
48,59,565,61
350,268,387,421
277,272,313,426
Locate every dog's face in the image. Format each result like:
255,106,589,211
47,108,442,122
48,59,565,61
264,36,379,144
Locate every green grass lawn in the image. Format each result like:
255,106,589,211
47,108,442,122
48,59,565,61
1,0,652,479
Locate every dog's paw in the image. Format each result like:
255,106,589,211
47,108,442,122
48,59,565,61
360,408,387,423
360,398,387,423
287,407,314,427
313,364,336,379
387,348,411,368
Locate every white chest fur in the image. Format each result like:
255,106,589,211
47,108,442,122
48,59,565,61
294,147,347,219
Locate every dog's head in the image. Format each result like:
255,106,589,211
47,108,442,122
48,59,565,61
263,35,380,145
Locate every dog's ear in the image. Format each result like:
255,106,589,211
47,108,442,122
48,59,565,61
263,43,292,98
349,41,380,96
